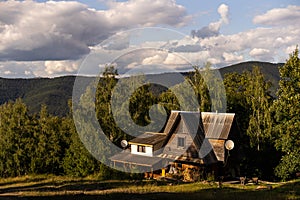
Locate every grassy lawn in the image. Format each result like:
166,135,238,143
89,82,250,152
0,175,299,199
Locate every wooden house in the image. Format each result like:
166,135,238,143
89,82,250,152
110,110,239,179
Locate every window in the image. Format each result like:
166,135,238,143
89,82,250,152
177,137,185,147
137,145,146,153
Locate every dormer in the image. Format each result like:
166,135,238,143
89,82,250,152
128,132,166,157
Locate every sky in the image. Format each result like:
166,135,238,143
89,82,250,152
0,0,299,78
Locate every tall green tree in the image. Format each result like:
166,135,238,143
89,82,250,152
0,99,34,177
245,66,273,151
273,48,300,180
32,105,66,174
63,121,101,177
96,65,125,143
224,72,249,131
187,65,210,111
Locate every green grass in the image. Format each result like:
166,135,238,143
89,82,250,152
0,175,299,199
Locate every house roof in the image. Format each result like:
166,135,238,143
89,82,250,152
201,112,235,139
129,132,167,146
163,111,180,135
161,111,219,164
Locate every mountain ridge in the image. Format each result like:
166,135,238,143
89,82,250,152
0,61,283,116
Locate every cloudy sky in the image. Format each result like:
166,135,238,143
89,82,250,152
0,0,299,77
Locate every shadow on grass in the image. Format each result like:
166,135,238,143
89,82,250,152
0,179,137,194
0,178,299,200
0,177,48,187
0,179,157,195
22,187,300,200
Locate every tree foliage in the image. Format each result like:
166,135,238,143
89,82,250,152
224,67,278,179
0,100,73,177
273,48,300,180
186,65,210,111
244,66,273,151
96,65,125,143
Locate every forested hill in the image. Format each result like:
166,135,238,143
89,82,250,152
0,61,283,116
220,61,283,93
0,76,93,116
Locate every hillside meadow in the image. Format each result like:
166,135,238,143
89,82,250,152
0,175,299,199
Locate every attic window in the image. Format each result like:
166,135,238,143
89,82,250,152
137,145,146,153
177,137,185,147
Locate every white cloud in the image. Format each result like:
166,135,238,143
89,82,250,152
285,45,298,55
0,61,42,77
126,62,139,69
44,60,80,75
0,0,191,61
142,54,165,65
198,22,300,65
218,4,229,24
105,0,191,27
223,52,243,62
25,70,32,76
249,48,270,57
207,58,221,65
163,53,190,65
208,3,229,33
249,48,274,61
253,5,300,27
4,70,12,75
191,4,229,38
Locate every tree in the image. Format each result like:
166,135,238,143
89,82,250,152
63,122,101,177
0,99,34,177
96,65,125,143
224,72,249,131
186,65,210,111
224,68,279,180
32,105,66,175
64,85,107,177
244,66,273,151
273,47,300,180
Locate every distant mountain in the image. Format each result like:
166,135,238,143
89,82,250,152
0,76,74,116
219,61,283,95
0,61,283,116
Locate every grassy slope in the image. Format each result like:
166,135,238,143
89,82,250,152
0,175,299,199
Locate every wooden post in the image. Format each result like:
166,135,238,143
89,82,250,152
151,167,154,179
162,168,166,177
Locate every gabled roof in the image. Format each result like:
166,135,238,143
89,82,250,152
163,111,180,135
161,111,218,164
128,132,168,152
129,132,166,146
201,112,235,139
179,112,204,150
